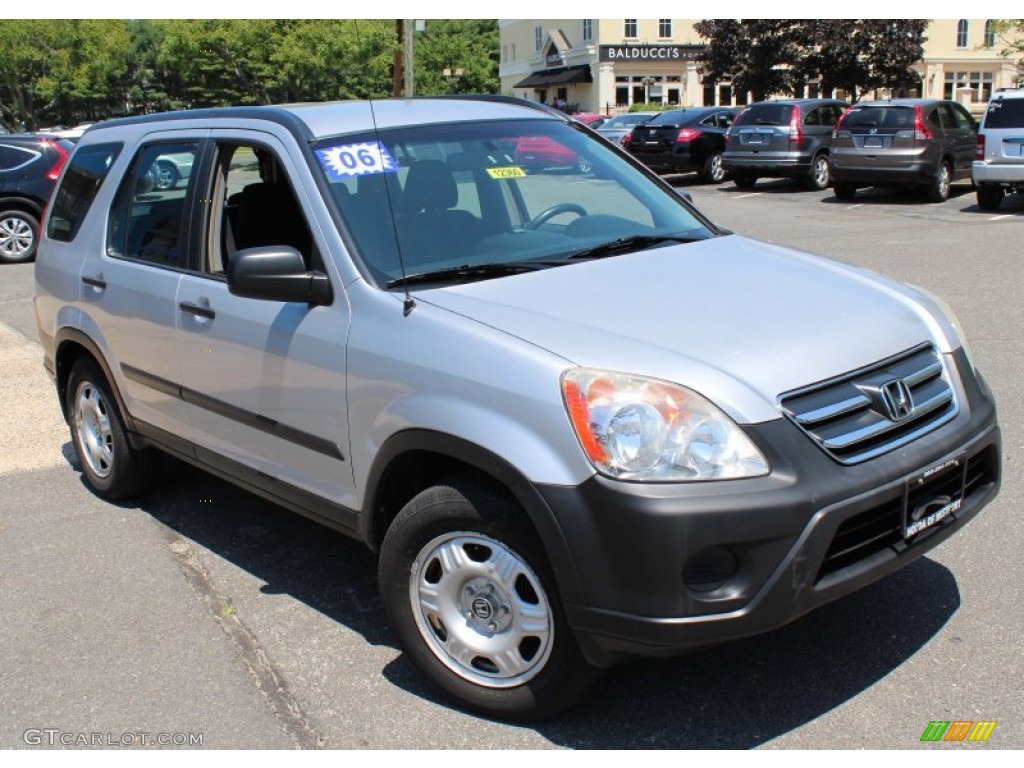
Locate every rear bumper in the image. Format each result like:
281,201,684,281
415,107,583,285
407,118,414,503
630,148,700,173
536,349,1000,667
721,153,812,178
972,162,1024,185
830,159,936,186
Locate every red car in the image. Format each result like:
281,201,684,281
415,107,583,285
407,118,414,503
514,135,592,173
573,113,609,129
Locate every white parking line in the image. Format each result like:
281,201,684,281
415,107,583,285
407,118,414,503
845,204,864,210
988,214,1013,221
735,193,762,199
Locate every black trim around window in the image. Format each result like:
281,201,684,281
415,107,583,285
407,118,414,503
121,364,345,461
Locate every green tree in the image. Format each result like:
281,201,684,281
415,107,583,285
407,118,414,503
805,20,928,102
694,19,810,102
990,20,1024,66
413,20,500,96
0,20,129,130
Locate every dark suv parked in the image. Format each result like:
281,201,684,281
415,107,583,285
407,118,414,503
723,99,848,190
830,99,977,202
623,107,738,183
0,134,72,262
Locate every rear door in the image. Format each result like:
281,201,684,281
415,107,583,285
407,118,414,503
728,103,795,159
981,95,1024,165
835,105,918,169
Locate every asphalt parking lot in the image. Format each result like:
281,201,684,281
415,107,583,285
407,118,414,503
2,177,1021,749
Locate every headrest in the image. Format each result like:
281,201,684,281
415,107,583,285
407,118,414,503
401,160,458,214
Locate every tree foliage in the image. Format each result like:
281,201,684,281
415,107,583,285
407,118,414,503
0,19,500,131
990,19,1024,65
694,19,929,103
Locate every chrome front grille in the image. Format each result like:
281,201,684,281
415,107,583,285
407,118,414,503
780,345,958,464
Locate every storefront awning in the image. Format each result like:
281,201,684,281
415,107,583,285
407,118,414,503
514,64,593,89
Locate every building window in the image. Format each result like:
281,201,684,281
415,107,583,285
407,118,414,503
501,45,507,63
511,43,515,61
535,26,542,51
659,19,672,38
624,19,637,39
984,20,996,48
945,71,994,102
956,19,969,48
583,19,592,42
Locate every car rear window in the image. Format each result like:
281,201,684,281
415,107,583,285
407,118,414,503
982,98,1024,129
733,104,795,127
47,142,122,243
844,107,915,129
646,110,688,126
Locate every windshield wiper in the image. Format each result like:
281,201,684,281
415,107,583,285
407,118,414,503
567,235,702,261
386,261,551,289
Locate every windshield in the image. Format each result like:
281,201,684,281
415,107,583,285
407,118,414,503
313,119,713,288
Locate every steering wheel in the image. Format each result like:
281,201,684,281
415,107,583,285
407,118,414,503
524,203,588,230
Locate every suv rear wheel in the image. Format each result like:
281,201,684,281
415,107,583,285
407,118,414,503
833,183,857,201
806,154,831,191
378,474,599,720
926,160,952,203
701,152,726,184
976,183,1004,211
0,209,39,263
733,174,757,190
67,358,161,499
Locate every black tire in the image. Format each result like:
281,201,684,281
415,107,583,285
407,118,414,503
700,151,726,184
379,474,600,720
925,160,952,203
0,209,40,263
833,183,857,201
66,358,161,500
976,184,1004,211
806,153,831,191
152,159,180,191
733,174,757,190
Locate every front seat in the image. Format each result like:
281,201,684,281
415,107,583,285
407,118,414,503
398,160,482,268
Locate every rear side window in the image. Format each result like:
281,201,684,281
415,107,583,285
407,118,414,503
733,104,794,127
46,142,122,242
983,98,1024,129
0,144,38,171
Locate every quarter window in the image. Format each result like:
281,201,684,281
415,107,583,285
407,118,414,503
0,145,37,171
956,19,969,48
48,143,122,243
624,19,637,39
107,142,198,267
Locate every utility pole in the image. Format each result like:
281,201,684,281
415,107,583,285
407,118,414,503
393,19,404,98
403,19,415,97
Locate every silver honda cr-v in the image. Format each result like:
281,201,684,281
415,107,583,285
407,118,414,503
35,97,1001,720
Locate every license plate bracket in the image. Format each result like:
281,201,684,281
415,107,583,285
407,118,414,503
902,455,967,540
864,136,884,148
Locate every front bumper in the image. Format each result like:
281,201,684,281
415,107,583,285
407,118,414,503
537,349,1000,667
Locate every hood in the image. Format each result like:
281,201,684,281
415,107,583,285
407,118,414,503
416,236,959,424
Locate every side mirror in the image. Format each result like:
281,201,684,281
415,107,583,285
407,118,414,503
227,246,332,305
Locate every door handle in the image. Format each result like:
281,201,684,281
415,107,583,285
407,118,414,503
82,275,106,290
179,302,216,320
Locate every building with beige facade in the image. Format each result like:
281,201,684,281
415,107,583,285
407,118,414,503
498,19,1021,115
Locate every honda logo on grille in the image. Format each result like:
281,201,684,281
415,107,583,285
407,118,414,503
881,379,915,421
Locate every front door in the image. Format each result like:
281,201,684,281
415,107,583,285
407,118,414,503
175,130,356,519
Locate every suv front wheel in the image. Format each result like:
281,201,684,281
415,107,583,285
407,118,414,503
378,475,599,720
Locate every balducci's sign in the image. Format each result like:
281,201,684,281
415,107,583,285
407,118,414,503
599,45,704,62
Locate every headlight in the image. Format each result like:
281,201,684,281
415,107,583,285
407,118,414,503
561,369,770,482
909,284,977,370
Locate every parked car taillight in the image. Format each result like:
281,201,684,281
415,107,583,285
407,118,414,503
789,107,803,144
675,128,701,143
833,107,852,139
621,131,633,146
913,104,933,141
43,140,70,181
976,134,985,160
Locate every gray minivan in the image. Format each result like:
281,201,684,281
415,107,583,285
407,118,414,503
35,97,1001,720
830,99,978,202
722,98,848,190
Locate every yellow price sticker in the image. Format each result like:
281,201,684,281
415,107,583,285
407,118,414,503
486,166,528,179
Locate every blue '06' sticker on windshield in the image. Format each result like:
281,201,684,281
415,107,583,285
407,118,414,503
316,142,398,180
